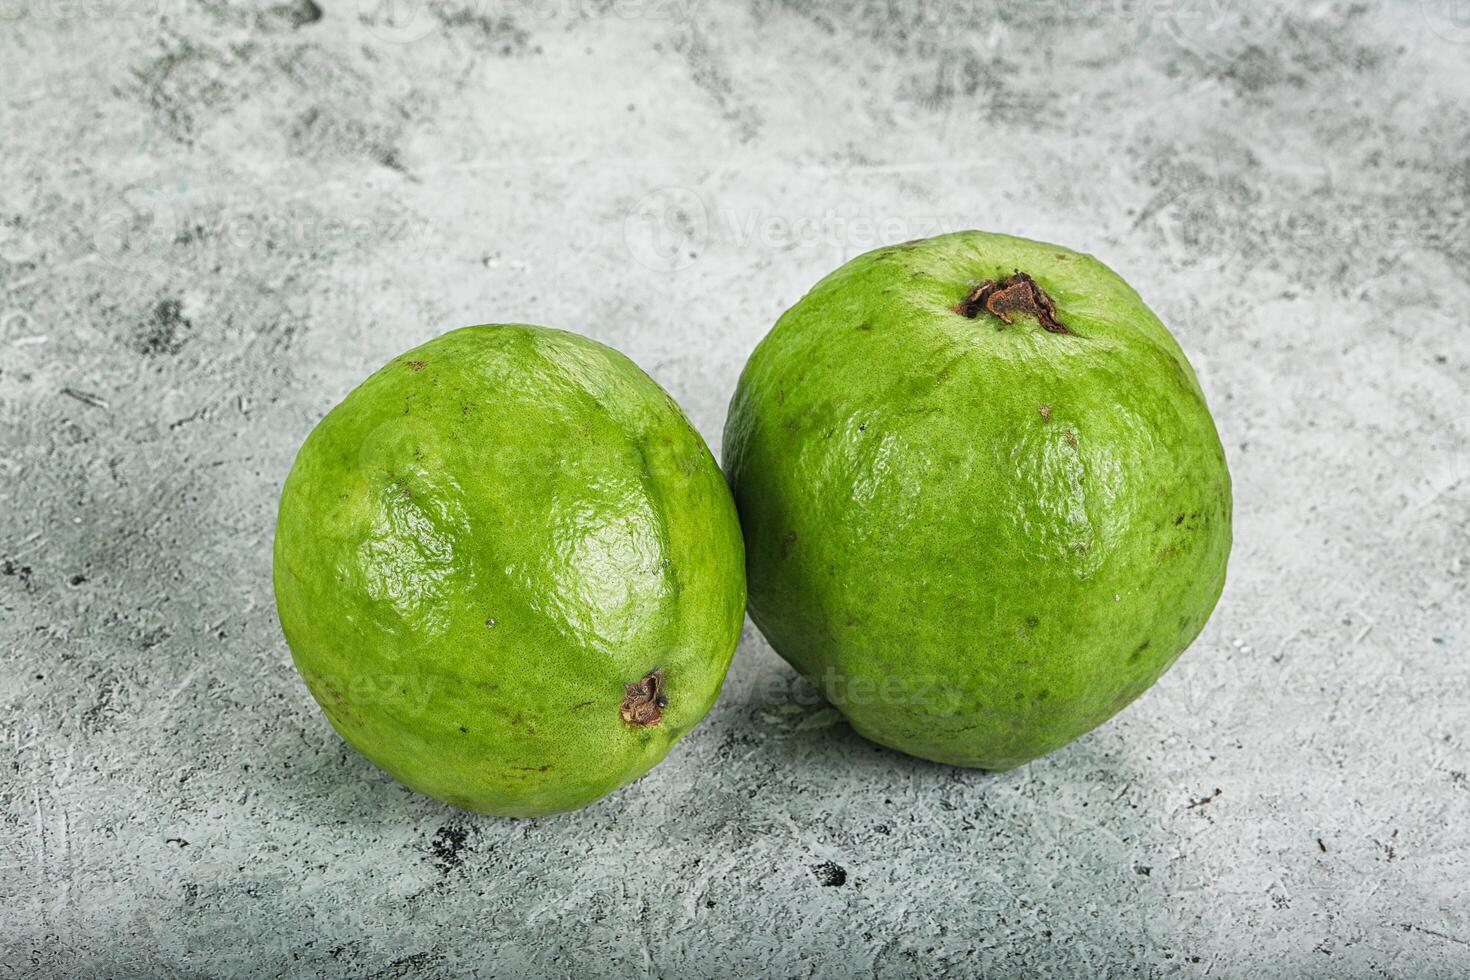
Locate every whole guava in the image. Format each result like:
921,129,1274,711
273,324,745,816
723,232,1231,769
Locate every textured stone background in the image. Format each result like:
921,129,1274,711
2,0,1468,976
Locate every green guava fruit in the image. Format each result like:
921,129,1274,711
723,231,1231,769
273,324,745,816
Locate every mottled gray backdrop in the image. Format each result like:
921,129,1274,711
2,0,1468,976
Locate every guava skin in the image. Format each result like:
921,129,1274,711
723,232,1231,770
273,325,745,816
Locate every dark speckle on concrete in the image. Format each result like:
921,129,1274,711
286,0,323,28
671,24,762,143
433,10,533,57
812,861,847,887
135,299,191,357
427,824,470,874
289,106,407,173
138,628,170,650
374,951,445,978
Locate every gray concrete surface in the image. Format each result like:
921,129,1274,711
2,0,1468,976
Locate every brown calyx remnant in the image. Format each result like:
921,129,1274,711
954,272,1071,334
620,670,667,727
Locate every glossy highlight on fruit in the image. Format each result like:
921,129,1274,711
273,324,745,815
723,231,1231,769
